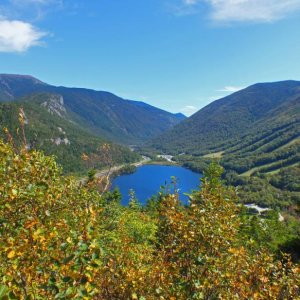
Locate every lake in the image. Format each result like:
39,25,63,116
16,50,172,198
111,164,202,205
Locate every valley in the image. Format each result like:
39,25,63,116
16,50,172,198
1,2,300,297
146,81,300,213
0,74,185,145
0,74,299,299
0,75,298,213
0,74,185,173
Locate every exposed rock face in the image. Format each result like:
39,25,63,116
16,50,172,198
57,127,66,134
41,95,66,118
51,137,70,146
23,111,29,125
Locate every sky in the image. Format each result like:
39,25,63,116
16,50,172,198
1,0,300,116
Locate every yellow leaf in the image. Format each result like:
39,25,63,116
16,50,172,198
81,153,89,161
33,228,43,240
25,220,38,229
7,250,15,259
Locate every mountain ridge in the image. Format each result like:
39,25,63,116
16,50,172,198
150,80,300,155
147,80,300,210
0,93,140,173
0,74,185,145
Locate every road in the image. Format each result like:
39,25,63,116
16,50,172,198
79,156,151,184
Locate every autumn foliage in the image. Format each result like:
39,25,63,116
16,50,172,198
0,140,299,299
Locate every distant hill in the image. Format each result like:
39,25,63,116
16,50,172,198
150,80,300,176
151,80,300,154
0,93,139,173
147,80,300,210
221,94,300,175
0,74,185,145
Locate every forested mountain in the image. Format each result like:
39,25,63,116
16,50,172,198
0,93,139,173
151,80,300,172
148,81,300,209
151,80,300,154
0,74,185,144
221,94,300,174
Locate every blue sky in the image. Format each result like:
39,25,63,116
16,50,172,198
1,0,300,115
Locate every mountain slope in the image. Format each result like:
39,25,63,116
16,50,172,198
0,74,49,101
149,80,300,210
151,80,300,155
221,94,300,174
0,74,185,144
0,93,139,173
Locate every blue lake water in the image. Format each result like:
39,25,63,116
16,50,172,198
111,164,202,205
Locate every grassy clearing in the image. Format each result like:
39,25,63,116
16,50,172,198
203,151,224,159
240,161,283,177
274,136,300,152
241,160,300,177
266,162,300,175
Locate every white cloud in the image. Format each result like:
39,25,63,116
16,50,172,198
182,0,300,23
0,0,60,53
217,86,245,93
181,105,198,116
0,19,46,52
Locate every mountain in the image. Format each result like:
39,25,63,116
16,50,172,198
151,80,300,152
0,93,139,174
148,80,300,210
0,74,185,144
220,93,300,174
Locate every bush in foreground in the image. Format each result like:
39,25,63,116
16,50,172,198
0,141,299,299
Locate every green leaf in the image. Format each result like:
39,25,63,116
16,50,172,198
62,276,71,283
60,243,68,251
65,287,74,296
0,285,9,298
63,254,75,264
49,277,56,284
80,276,88,284
79,288,88,297
8,291,17,300
80,243,88,251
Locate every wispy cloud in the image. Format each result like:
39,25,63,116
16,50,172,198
166,1,199,16
2,0,63,21
217,86,245,93
181,0,300,23
0,19,46,52
181,105,198,116
9,0,63,9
